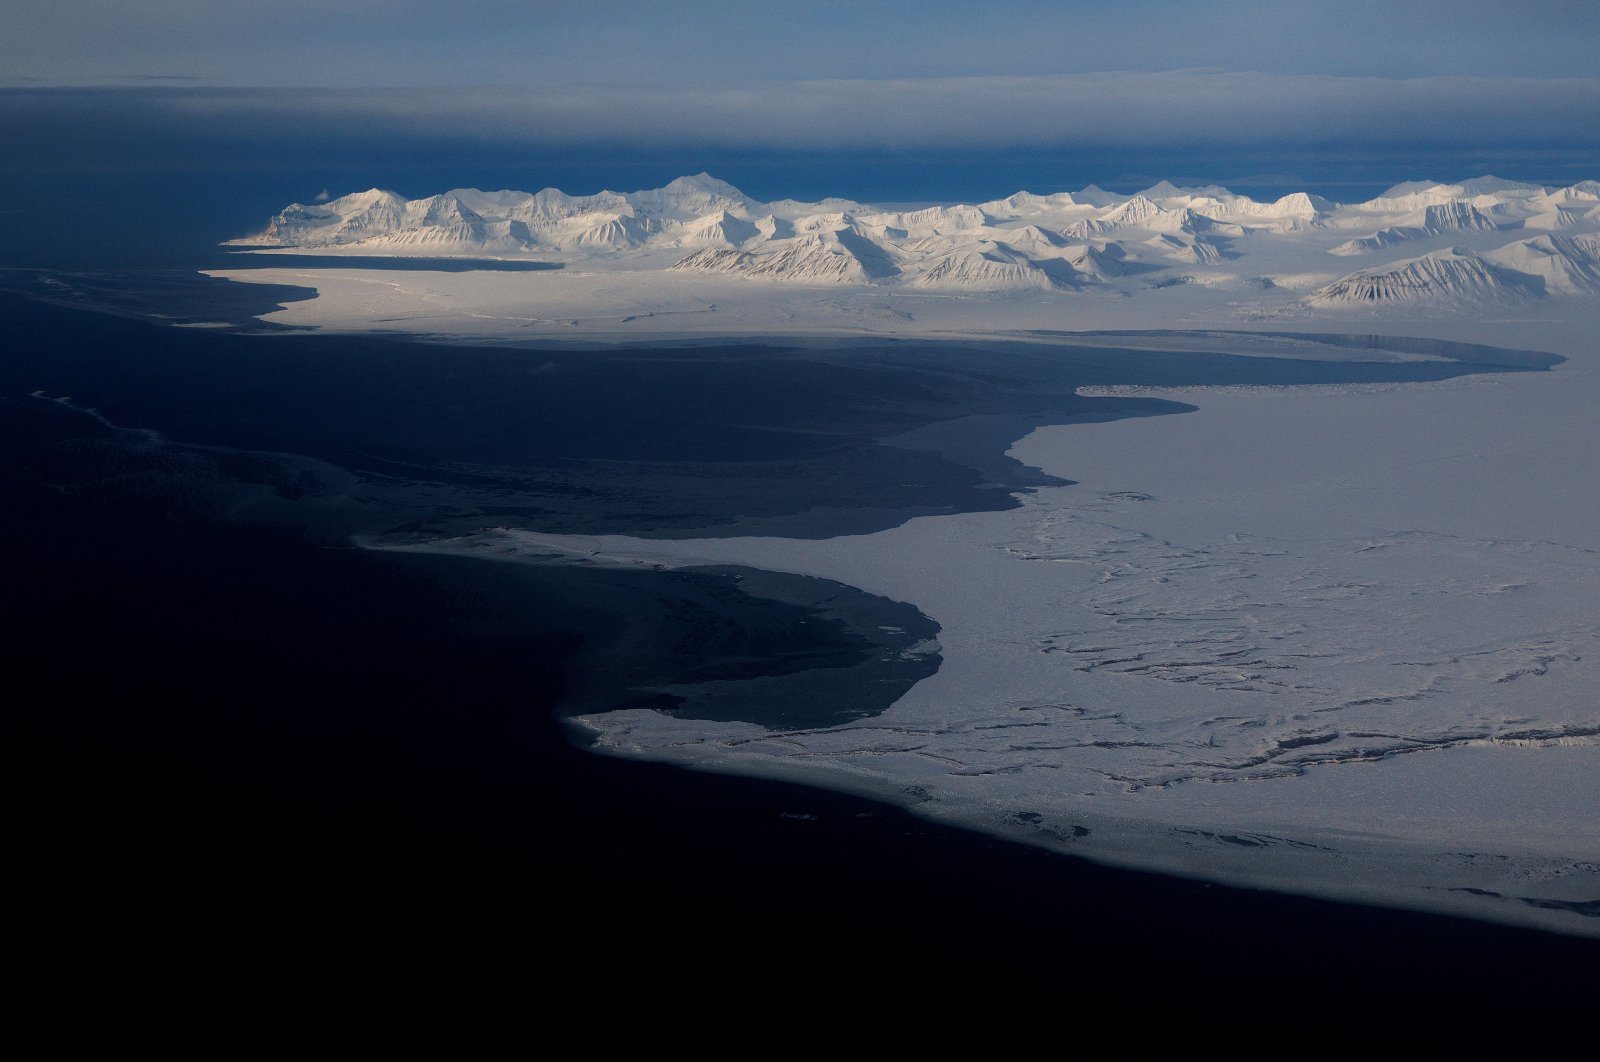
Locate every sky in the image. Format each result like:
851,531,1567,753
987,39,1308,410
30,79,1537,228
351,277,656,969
3,1,1599,211
6,1,1598,86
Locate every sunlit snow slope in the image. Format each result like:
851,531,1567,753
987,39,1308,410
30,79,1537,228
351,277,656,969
231,173,1600,310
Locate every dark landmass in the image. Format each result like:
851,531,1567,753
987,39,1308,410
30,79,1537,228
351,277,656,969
393,553,942,730
0,284,1562,544
0,267,320,329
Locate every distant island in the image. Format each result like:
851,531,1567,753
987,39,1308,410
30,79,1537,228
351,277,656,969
230,173,1600,309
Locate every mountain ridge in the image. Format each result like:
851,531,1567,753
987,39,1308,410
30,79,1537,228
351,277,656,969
232,173,1600,308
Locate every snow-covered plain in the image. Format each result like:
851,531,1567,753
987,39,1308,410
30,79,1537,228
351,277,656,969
219,175,1600,935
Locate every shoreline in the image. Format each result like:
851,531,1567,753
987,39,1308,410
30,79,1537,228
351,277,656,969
6,287,1593,959
365,520,1600,942
429,521,1600,940
473,356,1600,939
572,718,1600,937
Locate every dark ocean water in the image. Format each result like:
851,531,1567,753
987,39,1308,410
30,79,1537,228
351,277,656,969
3,275,1596,1008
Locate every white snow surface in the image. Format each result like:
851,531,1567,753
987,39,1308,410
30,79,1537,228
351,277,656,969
217,173,1600,340
221,175,1600,936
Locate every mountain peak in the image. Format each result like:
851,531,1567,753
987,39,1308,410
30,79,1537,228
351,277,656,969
1106,195,1166,221
1137,180,1188,199
1456,175,1542,196
662,173,747,197
1073,184,1126,208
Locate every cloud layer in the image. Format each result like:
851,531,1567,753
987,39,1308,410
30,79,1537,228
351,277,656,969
4,1,1597,87
7,72,1599,160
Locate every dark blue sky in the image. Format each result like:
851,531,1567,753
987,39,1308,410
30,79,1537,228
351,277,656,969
3,1,1598,229
6,2,1598,86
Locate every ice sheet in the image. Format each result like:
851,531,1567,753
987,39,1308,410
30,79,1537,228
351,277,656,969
387,323,1600,936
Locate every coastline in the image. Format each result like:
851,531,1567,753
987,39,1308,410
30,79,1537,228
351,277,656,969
427,515,1600,939
443,343,1600,938
3,284,1595,965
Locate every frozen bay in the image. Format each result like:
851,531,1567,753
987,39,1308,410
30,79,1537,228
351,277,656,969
394,325,1600,936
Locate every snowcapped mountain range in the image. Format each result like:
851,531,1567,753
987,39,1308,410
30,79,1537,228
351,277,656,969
234,172,1600,308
